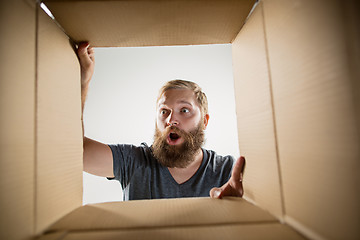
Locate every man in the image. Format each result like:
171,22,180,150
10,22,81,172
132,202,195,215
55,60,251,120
78,42,245,200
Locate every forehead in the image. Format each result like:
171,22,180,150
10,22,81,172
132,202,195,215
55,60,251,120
158,88,197,107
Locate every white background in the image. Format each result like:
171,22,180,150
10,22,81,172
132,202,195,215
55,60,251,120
83,44,240,205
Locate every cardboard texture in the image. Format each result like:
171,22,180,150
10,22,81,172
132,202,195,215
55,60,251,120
36,7,83,234
36,232,67,240
1,1,83,239
231,1,284,219
262,0,360,239
0,1,36,239
43,0,257,47
38,198,306,240
1,0,359,239
40,223,306,240
47,198,276,231
346,1,360,133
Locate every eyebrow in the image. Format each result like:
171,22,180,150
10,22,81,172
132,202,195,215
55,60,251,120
177,100,193,107
158,100,193,108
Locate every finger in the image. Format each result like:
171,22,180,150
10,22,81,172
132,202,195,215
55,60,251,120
231,156,245,182
77,42,94,68
87,47,94,54
220,181,243,198
77,42,89,55
88,48,95,62
87,47,94,56
239,156,245,181
209,187,222,199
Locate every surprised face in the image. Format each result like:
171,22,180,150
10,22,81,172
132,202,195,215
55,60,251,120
156,88,206,144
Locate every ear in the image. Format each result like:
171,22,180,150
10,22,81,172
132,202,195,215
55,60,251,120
203,114,210,129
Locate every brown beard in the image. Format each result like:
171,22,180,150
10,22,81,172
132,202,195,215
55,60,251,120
152,124,205,168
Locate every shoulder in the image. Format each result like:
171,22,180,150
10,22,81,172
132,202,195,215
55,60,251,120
203,148,234,169
108,142,152,159
108,142,149,151
204,148,234,162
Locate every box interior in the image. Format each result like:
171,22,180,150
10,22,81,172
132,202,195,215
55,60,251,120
1,0,359,239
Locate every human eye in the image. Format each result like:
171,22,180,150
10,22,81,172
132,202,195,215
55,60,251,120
160,109,168,115
180,108,190,113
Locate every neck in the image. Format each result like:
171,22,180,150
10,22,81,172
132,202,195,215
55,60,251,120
192,148,203,166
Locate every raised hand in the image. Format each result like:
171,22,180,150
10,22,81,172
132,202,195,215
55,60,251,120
77,42,95,113
77,42,95,86
210,156,245,198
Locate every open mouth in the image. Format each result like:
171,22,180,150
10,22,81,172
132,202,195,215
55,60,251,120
170,133,180,140
167,132,182,145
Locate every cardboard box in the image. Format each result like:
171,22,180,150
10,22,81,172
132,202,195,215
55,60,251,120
38,198,306,240
1,0,359,239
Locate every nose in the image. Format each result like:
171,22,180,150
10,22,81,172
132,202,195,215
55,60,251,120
166,112,179,127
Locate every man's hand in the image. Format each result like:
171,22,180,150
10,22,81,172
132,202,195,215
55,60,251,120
77,42,95,114
77,42,95,86
210,156,245,198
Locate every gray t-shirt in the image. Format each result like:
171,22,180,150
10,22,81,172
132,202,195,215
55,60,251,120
107,143,234,201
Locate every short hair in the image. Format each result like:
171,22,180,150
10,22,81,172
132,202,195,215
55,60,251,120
157,79,208,115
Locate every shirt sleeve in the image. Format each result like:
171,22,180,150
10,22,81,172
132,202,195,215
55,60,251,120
213,154,234,186
107,144,145,189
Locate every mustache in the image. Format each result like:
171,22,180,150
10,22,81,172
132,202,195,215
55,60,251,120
165,126,184,135
163,126,197,145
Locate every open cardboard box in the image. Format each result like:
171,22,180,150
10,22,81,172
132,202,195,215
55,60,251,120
1,0,359,239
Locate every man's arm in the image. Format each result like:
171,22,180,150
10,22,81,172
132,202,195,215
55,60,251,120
78,42,114,178
210,156,245,198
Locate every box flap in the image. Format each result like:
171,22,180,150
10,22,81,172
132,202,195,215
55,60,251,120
232,1,284,219
46,197,277,232
0,0,36,239
262,0,360,239
42,0,256,47
36,7,83,234
40,223,307,240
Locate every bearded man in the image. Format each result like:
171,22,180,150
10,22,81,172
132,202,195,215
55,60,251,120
80,43,245,201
